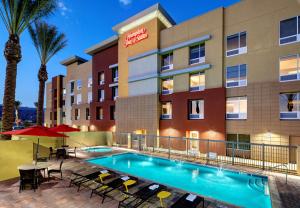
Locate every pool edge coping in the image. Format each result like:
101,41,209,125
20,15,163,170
268,176,283,208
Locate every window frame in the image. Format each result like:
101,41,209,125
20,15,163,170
161,78,173,95
188,99,204,120
279,92,300,120
279,16,300,45
161,52,173,71
98,89,105,102
279,54,300,82
77,80,82,90
161,102,172,120
88,77,93,88
226,134,251,150
112,67,119,82
96,107,103,120
189,43,205,65
98,71,105,85
189,72,205,92
112,86,118,100
226,96,247,120
76,94,82,105
86,108,90,120
226,31,247,57
226,64,247,88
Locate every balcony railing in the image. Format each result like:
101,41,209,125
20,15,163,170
161,64,173,71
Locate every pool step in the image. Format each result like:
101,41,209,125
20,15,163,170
248,178,265,193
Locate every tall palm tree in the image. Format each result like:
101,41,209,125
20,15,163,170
28,21,67,126
14,100,22,127
0,0,57,139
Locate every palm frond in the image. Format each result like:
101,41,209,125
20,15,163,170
0,0,57,35
29,21,67,65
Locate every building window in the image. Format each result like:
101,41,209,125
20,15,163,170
88,77,92,88
189,100,204,119
161,102,172,119
98,72,105,85
112,86,118,100
280,55,300,82
76,94,82,105
88,92,92,103
280,16,300,45
62,100,65,106
63,88,66,95
161,53,173,71
98,89,104,102
75,109,80,120
96,107,103,120
54,112,57,120
112,67,118,82
161,78,173,95
280,92,300,119
226,64,247,88
190,73,205,92
50,112,52,120
77,80,82,90
227,134,250,150
189,43,205,65
226,96,247,119
70,95,74,105
86,108,90,120
226,32,247,57
70,81,75,94
62,111,66,118
110,105,115,120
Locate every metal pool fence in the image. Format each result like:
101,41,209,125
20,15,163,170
113,133,298,174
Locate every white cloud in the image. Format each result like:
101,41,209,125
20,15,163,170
119,0,132,6
58,1,71,16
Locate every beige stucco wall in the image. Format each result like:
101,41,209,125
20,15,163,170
225,0,300,145
116,94,160,135
160,8,224,89
64,61,92,128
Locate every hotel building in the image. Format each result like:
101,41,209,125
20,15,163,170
45,0,300,149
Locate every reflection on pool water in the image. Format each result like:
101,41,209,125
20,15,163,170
87,153,272,208
83,147,112,153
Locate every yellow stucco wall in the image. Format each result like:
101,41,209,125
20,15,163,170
65,131,112,147
0,140,33,181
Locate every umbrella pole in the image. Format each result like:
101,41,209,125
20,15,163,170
35,138,40,165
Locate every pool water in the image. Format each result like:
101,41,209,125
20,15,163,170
87,153,272,208
83,147,112,153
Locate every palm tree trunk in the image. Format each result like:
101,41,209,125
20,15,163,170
1,35,21,140
36,64,48,126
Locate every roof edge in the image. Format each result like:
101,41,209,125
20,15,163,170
60,55,88,66
85,35,118,55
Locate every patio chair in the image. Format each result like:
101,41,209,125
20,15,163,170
170,193,204,208
49,147,56,160
48,160,64,179
91,175,138,204
19,169,38,193
118,183,166,208
56,148,67,159
67,147,77,158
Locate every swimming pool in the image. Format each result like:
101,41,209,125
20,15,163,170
87,153,272,208
83,147,112,153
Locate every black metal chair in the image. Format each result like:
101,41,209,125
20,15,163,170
49,147,56,160
48,160,64,179
19,169,37,193
56,148,66,159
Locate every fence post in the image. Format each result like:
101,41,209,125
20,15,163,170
168,136,171,159
153,135,155,153
232,141,235,165
186,138,189,159
127,133,131,149
206,139,210,164
297,146,300,174
262,143,265,170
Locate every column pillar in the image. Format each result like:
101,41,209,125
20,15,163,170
297,146,300,174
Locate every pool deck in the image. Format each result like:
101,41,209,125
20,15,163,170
1,149,300,208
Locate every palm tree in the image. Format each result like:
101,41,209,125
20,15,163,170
14,100,22,127
0,0,57,139
28,21,67,126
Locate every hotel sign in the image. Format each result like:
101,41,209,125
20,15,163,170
124,28,148,47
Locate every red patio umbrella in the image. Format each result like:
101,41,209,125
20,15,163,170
50,124,80,145
1,126,67,163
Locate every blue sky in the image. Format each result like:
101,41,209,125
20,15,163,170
0,0,240,107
